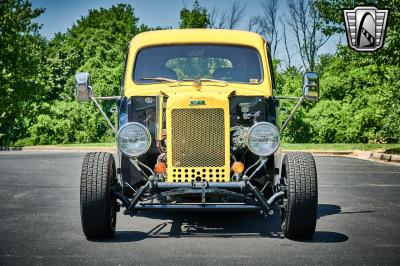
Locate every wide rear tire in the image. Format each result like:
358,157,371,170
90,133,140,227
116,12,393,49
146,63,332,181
281,152,318,239
80,152,117,239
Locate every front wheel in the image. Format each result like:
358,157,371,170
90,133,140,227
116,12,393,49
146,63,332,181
281,152,318,239
80,152,117,239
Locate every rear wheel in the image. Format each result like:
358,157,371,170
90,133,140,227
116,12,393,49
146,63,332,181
80,152,117,239
281,152,318,239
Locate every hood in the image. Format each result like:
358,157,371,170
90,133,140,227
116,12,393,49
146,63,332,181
124,81,272,98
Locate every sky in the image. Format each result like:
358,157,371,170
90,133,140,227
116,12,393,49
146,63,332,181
31,0,344,69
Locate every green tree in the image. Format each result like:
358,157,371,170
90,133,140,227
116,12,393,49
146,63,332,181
310,50,399,143
0,0,46,145
309,0,400,143
179,0,209,28
46,4,140,100
22,4,144,145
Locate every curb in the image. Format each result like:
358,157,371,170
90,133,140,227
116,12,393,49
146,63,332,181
370,152,400,163
23,148,116,153
352,150,400,163
0,146,116,153
284,150,400,164
283,150,354,156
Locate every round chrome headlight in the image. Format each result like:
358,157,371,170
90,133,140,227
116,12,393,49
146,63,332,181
116,122,151,157
247,122,280,157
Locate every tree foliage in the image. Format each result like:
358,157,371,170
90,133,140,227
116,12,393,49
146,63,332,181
179,0,209,29
0,0,46,145
297,0,400,143
1,0,400,145
1,3,145,145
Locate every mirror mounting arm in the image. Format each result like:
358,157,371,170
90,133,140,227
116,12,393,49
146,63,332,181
89,87,117,133
273,96,301,101
95,96,122,100
279,94,305,134
275,71,319,134
74,72,121,134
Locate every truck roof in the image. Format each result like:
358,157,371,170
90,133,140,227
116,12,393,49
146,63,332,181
124,29,272,97
130,29,266,49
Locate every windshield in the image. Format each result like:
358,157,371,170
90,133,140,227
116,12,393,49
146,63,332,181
133,45,263,84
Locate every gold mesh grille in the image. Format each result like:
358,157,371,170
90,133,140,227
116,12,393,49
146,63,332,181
171,108,225,167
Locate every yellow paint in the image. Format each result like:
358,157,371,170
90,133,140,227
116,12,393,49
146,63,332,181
123,29,272,97
122,29,274,183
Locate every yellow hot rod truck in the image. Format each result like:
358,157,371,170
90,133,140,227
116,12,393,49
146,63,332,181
75,29,320,240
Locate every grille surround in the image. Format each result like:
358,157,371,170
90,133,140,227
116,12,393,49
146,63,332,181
171,108,225,167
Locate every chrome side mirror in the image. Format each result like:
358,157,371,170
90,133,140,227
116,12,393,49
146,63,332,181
302,72,319,101
74,72,93,102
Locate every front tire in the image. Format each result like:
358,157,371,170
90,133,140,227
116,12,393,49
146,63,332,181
281,152,318,239
80,152,117,239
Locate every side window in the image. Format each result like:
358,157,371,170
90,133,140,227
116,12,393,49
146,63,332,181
266,42,276,93
265,42,278,126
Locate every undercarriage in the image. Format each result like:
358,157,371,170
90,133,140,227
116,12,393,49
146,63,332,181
113,180,285,214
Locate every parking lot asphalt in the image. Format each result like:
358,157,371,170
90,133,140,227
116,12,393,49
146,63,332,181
0,151,399,265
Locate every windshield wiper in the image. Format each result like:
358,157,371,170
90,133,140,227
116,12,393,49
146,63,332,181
139,77,179,83
139,77,228,87
183,78,228,86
